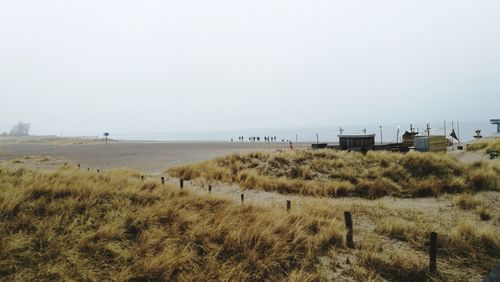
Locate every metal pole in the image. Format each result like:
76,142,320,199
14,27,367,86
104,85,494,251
379,126,383,145
316,133,319,144
396,126,400,144
457,121,461,146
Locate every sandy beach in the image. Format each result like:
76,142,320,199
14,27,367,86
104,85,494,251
0,136,491,173
0,137,309,173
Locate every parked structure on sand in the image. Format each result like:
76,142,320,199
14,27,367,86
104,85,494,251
312,133,408,152
402,131,418,147
413,136,448,153
338,134,375,150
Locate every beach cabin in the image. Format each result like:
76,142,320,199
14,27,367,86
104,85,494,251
413,136,448,152
338,134,375,151
402,131,418,147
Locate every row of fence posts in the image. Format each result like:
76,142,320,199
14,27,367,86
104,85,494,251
79,164,439,275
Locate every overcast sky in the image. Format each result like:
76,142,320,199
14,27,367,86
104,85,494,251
1,0,499,136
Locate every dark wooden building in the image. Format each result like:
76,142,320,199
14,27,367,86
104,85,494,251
338,134,375,150
402,131,418,147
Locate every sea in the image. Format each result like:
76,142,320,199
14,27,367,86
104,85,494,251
109,120,498,143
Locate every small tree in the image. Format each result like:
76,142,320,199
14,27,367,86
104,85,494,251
9,122,30,136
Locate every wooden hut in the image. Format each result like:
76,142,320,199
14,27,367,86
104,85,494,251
402,131,418,147
338,134,375,150
414,136,448,152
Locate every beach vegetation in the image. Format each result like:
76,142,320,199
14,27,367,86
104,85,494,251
168,149,499,198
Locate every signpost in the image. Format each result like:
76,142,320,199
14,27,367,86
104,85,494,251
104,132,109,144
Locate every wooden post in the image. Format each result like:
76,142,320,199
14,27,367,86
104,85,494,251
241,194,244,203
180,179,184,188
97,169,100,174
141,175,144,181
87,167,90,171
429,232,438,274
344,211,354,248
77,164,80,169
161,177,165,185
286,200,291,211
208,184,212,192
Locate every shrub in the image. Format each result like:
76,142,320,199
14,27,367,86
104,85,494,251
453,193,480,210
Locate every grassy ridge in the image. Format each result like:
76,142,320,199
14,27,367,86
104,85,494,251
0,166,498,280
168,150,499,198
467,137,500,154
0,166,344,281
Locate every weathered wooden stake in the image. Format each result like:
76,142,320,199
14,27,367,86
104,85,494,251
97,169,100,174
208,184,212,192
77,164,80,169
180,179,184,188
429,232,438,274
241,194,244,203
286,200,291,211
141,175,144,181
344,211,354,248
161,177,165,185
87,167,90,171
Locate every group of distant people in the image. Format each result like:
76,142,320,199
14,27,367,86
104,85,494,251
236,136,278,142
231,135,294,149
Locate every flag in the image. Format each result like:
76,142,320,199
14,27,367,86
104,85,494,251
450,129,459,141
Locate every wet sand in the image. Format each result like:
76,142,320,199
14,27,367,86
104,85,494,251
0,139,308,173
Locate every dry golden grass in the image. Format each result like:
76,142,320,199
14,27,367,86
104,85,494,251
1,165,498,280
453,193,481,210
0,166,346,281
168,149,499,198
375,215,499,261
467,137,500,153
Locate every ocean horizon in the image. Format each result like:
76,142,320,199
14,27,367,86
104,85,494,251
102,120,498,143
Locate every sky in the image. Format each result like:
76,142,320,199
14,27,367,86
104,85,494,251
1,0,499,136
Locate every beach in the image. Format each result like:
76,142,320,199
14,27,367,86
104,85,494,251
0,137,309,173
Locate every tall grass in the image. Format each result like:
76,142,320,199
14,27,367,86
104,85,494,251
169,150,499,198
467,137,500,153
0,166,344,281
1,166,497,280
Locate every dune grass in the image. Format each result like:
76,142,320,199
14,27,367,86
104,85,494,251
0,166,347,281
168,149,499,199
1,165,498,280
467,137,500,154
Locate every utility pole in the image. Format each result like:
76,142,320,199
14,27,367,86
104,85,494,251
396,125,400,144
444,121,446,136
426,123,431,137
316,133,319,144
457,121,461,147
379,125,383,145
